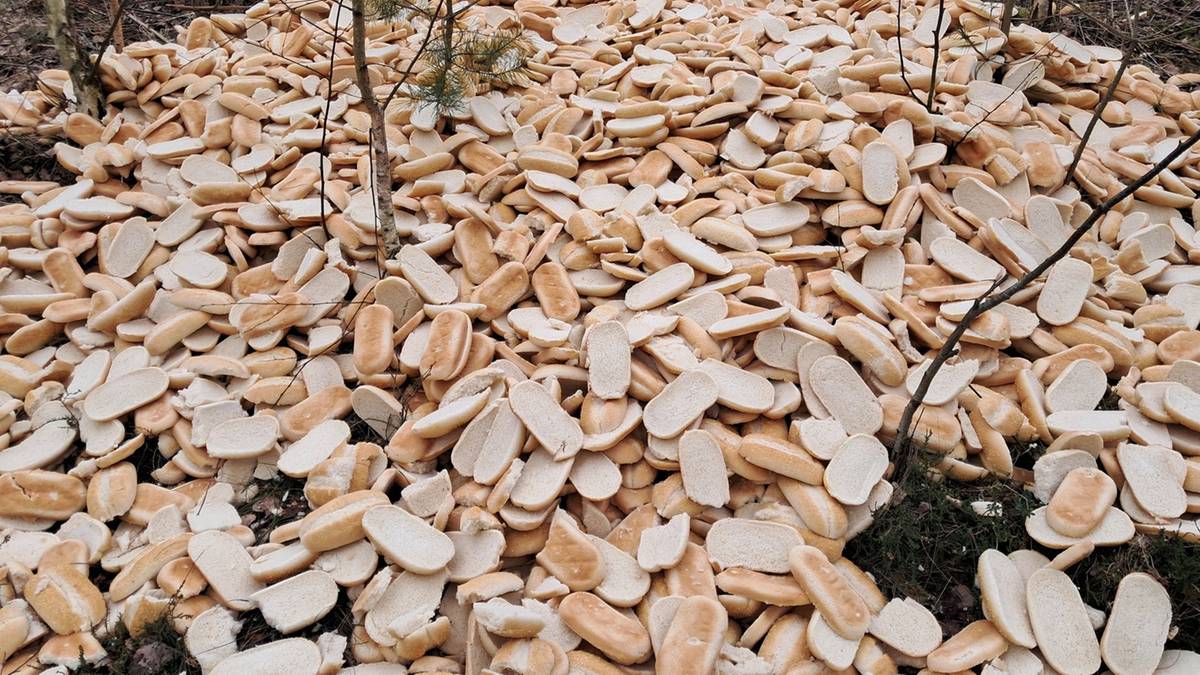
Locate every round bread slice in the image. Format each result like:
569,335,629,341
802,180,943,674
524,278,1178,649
188,530,264,611
1045,467,1117,537
206,414,279,459
1155,650,1200,674
587,535,650,608
472,597,547,638
0,418,76,472
707,519,803,574
250,570,338,634
313,539,378,587
868,597,943,657
398,244,457,304
824,434,888,506
445,530,505,583
1025,506,1135,549
643,369,718,439
364,569,447,647
568,451,621,502
509,447,574,511
806,609,860,671
83,367,169,421
1164,381,1200,431
1036,256,1092,326
697,358,774,413
249,541,318,583
648,596,684,655
809,355,883,435
662,229,732,275
210,638,321,675
362,505,454,574
977,549,1036,647
678,429,730,508
1116,443,1187,520
637,513,689,573
931,236,1006,282
1100,573,1171,675
185,606,241,673
278,420,349,478
861,141,900,206
1025,567,1101,675
586,321,631,400
906,358,979,406
1045,410,1130,440
508,380,583,460
788,545,870,640
1045,359,1108,413
625,262,695,311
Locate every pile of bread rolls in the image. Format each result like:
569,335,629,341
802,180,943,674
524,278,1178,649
1,0,1199,672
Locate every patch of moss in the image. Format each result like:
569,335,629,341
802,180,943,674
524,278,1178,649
77,614,199,675
844,457,1039,637
1071,533,1200,652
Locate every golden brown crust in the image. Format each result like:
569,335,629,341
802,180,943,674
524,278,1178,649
788,545,870,640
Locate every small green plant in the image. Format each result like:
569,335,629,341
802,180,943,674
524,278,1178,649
77,613,199,675
845,456,1039,637
408,25,531,117
372,0,532,120
1071,533,1200,652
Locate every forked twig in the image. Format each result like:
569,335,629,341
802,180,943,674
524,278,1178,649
891,127,1200,480
1064,55,1130,185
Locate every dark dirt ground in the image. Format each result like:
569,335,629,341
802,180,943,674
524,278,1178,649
0,0,221,185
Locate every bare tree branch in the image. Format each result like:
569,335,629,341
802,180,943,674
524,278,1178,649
352,0,402,256
109,0,125,52
1064,55,1129,185
891,127,1200,480
926,0,947,112
1000,0,1015,37
45,0,105,118
896,0,927,110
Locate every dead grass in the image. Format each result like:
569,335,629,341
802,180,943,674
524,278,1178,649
1027,0,1200,76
